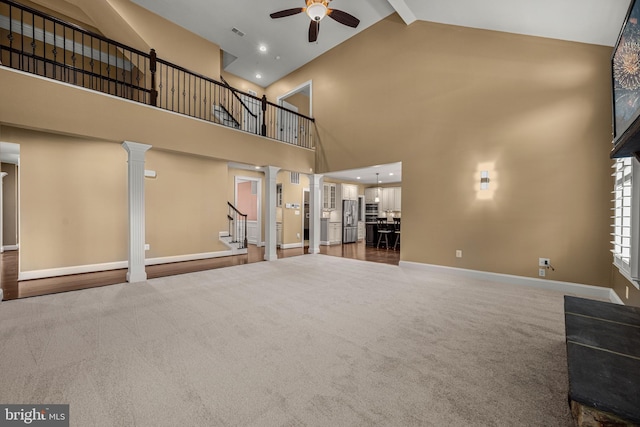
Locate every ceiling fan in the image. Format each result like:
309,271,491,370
270,0,360,43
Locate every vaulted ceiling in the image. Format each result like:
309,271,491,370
129,0,632,87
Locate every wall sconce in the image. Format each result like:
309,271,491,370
480,171,490,190
144,170,157,179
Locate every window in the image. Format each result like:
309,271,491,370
612,157,640,288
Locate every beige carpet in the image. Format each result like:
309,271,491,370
0,255,574,426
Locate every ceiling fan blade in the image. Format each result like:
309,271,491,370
309,20,319,43
270,8,305,19
327,9,360,28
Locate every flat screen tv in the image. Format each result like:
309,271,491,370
611,0,640,158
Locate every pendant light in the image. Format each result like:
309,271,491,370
374,173,380,203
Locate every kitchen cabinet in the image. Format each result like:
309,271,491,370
342,184,358,201
357,222,365,241
276,222,283,248
321,219,342,245
394,188,401,211
323,183,337,210
330,222,342,244
380,187,402,212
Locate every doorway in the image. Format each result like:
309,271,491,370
234,176,262,246
303,188,309,241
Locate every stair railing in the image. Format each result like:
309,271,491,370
220,75,259,134
227,202,248,249
0,0,316,149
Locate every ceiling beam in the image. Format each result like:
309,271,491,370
386,0,417,25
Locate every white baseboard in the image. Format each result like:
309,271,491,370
609,289,625,305
281,242,303,249
18,250,236,281
399,261,617,303
19,260,128,281
0,289,3,302
1,245,18,251
144,250,233,266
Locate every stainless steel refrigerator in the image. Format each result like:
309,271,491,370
343,200,358,243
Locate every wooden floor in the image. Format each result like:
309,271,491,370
0,242,399,301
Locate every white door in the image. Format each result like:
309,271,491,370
279,100,299,144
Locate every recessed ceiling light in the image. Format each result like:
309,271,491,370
259,45,267,52
356,176,361,180
256,73,262,79
389,172,394,176
254,166,261,169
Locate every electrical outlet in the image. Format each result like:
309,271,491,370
538,268,546,277
296,233,301,240
539,258,550,267
456,250,462,258
144,244,150,251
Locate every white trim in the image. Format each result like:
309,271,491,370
609,289,625,305
0,289,3,302
276,80,313,117
399,261,616,302
17,250,236,281
145,251,233,266
2,245,18,251
19,260,128,281
281,242,303,249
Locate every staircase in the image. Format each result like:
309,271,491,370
218,231,247,255
213,105,240,129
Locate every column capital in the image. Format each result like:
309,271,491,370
264,166,281,177
122,141,152,159
0,172,7,179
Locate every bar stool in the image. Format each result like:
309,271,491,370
376,218,393,249
393,218,401,250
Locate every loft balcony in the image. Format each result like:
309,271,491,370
0,0,316,151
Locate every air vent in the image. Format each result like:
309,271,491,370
231,27,245,37
290,172,300,185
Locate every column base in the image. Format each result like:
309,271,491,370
126,271,147,283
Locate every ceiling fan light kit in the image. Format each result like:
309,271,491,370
306,3,327,21
270,0,360,43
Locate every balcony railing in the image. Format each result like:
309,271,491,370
0,0,315,149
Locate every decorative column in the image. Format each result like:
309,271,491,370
264,166,280,261
122,141,151,283
308,174,323,254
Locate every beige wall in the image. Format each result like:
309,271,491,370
0,69,315,174
1,163,18,247
145,150,228,258
268,15,613,288
282,92,311,117
2,126,234,272
221,70,266,98
611,268,640,306
3,127,128,272
278,171,309,246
